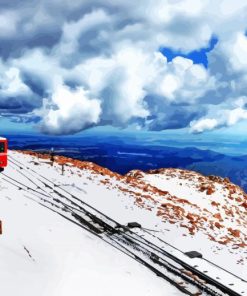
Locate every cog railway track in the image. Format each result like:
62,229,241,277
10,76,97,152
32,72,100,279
1,154,244,296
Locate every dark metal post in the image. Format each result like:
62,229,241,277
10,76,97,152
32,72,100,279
50,147,54,166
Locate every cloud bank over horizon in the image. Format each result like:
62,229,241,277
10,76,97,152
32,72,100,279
1,0,247,135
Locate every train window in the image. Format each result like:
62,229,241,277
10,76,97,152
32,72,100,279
0,142,5,153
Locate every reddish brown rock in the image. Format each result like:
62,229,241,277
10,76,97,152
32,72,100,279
206,186,215,195
228,228,241,238
211,201,220,207
215,222,223,229
213,213,223,221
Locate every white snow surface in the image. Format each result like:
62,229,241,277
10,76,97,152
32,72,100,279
0,151,181,296
0,151,247,295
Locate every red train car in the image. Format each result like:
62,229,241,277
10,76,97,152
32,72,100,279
0,137,7,172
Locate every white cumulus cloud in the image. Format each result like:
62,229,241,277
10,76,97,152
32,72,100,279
40,84,101,135
1,0,247,134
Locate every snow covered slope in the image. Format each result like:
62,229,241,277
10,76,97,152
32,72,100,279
0,151,181,296
0,151,246,295
128,168,247,246
126,168,247,275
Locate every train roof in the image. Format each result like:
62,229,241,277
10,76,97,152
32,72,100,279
0,137,6,140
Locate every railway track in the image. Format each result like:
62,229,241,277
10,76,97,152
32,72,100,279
2,154,244,296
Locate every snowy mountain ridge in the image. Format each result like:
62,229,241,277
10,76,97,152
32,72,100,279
20,150,247,248
0,150,246,296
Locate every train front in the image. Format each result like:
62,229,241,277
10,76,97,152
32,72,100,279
0,138,8,171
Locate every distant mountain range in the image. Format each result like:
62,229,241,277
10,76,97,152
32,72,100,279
8,134,247,192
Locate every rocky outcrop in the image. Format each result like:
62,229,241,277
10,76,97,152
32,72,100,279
127,167,247,248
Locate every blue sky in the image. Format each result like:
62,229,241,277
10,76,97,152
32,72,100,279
160,37,218,68
1,0,247,144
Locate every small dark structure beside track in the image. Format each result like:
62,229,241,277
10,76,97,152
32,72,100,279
127,222,142,229
184,251,203,259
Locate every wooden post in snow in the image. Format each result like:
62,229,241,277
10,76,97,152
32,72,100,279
61,164,65,175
